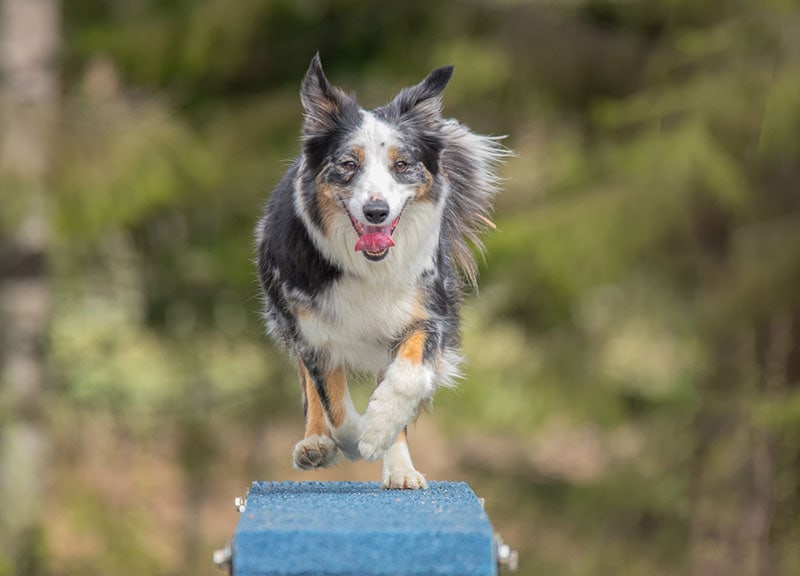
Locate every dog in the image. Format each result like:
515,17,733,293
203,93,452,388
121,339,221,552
256,54,506,489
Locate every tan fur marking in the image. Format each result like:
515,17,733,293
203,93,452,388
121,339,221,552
397,330,427,365
324,366,348,429
412,288,429,323
394,292,430,367
289,302,313,320
477,214,497,229
387,145,402,165
313,146,364,236
317,87,349,117
414,167,434,200
313,177,341,237
388,145,434,200
352,145,365,165
300,361,328,437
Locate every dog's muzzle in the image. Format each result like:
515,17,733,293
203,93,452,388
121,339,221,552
341,199,401,262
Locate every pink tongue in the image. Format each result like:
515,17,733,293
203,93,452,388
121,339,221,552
354,233,395,253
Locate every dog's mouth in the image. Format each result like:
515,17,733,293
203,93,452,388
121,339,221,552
340,200,402,262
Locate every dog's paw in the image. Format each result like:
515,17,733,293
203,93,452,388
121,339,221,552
358,415,399,462
382,468,428,490
292,435,338,470
358,432,390,462
359,388,413,461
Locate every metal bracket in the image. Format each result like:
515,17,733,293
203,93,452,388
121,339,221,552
213,493,247,574
478,492,518,573
495,533,519,573
212,540,232,574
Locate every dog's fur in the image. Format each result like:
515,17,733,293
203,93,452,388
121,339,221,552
256,55,506,489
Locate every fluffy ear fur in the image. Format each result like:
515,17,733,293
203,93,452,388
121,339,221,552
374,65,454,174
390,66,454,125
300,53,357,138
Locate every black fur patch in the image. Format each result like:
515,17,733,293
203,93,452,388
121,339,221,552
299,172,326,233
303,109,362,173
257,161,342,348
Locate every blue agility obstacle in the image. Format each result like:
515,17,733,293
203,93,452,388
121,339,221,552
214,481,517,576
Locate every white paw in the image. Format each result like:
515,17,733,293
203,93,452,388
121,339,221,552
292,435,338,470
359,386,415,461
358,410,402,462
382,468,428,490
358,428,394,462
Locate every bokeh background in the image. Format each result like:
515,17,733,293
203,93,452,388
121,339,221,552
2,0,800,575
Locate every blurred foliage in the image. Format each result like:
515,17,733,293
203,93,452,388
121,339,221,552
1,0,800,575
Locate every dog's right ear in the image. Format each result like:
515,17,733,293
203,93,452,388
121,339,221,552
300,54,355,137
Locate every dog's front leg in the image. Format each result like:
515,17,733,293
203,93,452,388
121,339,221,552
293,360,360,469
359,330,435,463
381,427,428,489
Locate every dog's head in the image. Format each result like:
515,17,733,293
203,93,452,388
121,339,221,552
298,54,453,262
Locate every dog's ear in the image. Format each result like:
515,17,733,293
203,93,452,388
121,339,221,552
300,53,356,136
382,66,453,173
390,65,454,124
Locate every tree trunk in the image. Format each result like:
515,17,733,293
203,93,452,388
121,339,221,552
689,314,795,576
689,330,753,576
0,1,60,574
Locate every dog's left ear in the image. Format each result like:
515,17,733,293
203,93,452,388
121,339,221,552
391,65,454,124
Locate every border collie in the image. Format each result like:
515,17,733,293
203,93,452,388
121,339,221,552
256,54,506,489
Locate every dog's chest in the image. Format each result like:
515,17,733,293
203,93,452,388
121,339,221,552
296,275,419,372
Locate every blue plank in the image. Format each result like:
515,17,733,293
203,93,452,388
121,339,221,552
233,481,496,576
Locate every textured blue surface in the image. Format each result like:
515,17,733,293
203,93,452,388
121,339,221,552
233,481,496,576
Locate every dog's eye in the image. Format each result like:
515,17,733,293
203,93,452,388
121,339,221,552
394,161,409,173
341,160,358,172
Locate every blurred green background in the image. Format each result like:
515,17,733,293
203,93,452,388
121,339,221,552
2,0,800,575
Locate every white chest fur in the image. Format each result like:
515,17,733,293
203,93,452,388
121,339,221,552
297,275,420,372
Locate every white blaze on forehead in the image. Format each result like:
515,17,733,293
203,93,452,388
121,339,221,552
347,111,410,223
358,111,401,154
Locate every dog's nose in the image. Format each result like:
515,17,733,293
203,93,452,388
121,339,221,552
363,200,390,224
